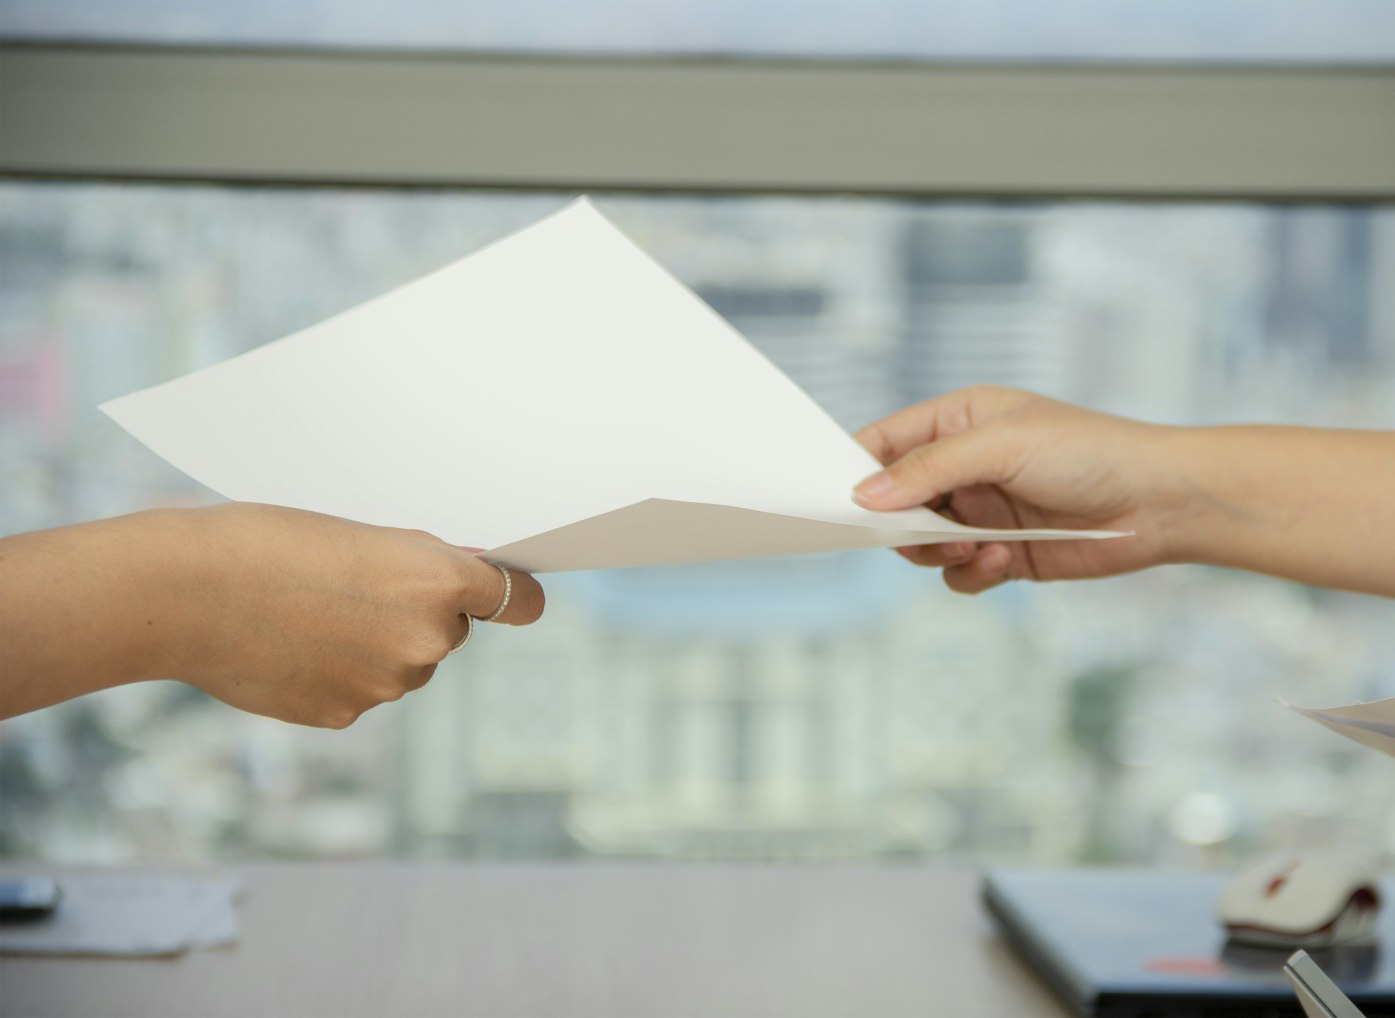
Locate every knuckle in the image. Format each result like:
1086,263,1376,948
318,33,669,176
893,446,940,492
376,681,408,704
969,383,1011,403
448,558,488,609
408,630,453,667
408,663,438,692
854,423,890,463
322,707,362,730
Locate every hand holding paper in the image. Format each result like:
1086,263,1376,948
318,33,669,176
0,504,543,726
102,199,1115,572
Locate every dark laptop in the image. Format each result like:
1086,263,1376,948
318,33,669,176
982,869,1395,1017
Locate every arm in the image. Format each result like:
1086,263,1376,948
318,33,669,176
1160,424,1395,595
0,504,544,727
852,386,1395,597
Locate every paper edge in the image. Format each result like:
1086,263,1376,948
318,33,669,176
99,196,599,419
484,495,1129,570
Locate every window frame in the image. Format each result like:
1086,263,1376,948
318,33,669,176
1,42,1393,200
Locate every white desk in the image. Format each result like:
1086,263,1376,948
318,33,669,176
0,864,1070,1017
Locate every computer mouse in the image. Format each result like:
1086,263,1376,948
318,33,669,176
1218,855,1381,949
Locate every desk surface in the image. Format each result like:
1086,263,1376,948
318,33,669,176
0,864,1069,1018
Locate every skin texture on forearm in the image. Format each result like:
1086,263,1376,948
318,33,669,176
1161,425,1395,597
0,511,189,718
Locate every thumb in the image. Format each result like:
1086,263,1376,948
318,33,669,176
853,424,1020,511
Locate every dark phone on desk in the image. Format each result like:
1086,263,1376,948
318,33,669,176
0,878,61,922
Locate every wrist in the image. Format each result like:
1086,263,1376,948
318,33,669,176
1150,425,1260,569
113,508,215,682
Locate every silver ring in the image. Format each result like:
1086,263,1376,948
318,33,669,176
447,613,474,655
483,564,512,622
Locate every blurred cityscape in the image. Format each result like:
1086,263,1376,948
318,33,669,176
1,184,1393,869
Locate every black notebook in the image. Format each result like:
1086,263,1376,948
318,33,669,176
983,869,1395,1018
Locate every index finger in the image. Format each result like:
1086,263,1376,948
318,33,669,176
854,386,1029,465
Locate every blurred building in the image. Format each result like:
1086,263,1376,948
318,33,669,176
1,187,1393,870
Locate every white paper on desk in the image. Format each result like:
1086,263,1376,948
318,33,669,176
0,875,242,957
102,198,1120,573
1286,697,1395,759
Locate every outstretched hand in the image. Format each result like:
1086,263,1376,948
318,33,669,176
852,386,1180,594
172,504,545,727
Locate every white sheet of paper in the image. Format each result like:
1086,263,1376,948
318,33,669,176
103,198,1120,573
0,875,241,957
1286,697,1395,759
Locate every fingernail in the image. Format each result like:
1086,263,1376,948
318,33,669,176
853,471,895,505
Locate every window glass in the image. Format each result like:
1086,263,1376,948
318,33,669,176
1,183,1392,864
2,0,1394,63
